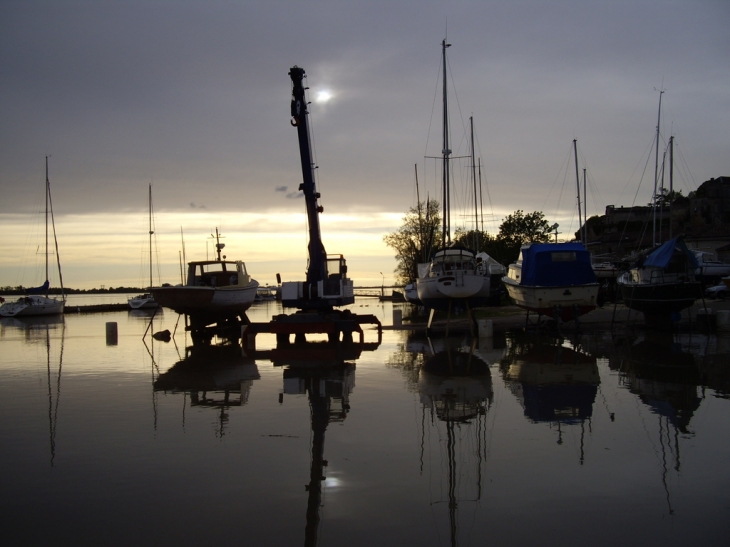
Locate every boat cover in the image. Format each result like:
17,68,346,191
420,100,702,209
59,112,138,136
520,243,597,286
642,237,699,269
26,280,50,294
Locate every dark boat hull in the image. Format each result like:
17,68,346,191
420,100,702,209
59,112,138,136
619,281,701,315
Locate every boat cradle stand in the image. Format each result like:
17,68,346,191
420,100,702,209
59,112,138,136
240,310,382,353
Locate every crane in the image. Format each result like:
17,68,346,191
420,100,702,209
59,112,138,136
280,66,355,310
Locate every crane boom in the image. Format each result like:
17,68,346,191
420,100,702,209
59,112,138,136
282,66,354,310
289,66,328,284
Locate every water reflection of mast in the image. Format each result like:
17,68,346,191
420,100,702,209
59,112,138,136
46,322,65,467
417,338,493,547
612,331,701,516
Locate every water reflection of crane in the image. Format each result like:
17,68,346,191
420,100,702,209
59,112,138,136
395,333,494,547
500,334,599,462
153,343,260,437
274,339,360,547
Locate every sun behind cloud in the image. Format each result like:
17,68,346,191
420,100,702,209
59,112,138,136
315,89,332,103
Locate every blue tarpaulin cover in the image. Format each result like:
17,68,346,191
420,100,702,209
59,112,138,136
26,280,50,294
642,237,699,269
520,243,597,286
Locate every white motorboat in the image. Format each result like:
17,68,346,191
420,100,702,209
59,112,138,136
502,242,600,322
152,230,259,329
1,157,66,318
693,251,730,281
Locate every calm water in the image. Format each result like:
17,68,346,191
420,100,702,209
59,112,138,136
1,300,729,546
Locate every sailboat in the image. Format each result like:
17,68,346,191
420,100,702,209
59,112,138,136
1,157,66,317
416,40,502,311
616,92,702,318
128,184,159,310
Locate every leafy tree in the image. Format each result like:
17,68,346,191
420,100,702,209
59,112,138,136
652,188,684,208
383,199,441,284
496,210,552,261
452,228,505,260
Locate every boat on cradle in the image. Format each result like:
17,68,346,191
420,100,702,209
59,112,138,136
1,157,66,318
404,282,421,305
152,229,259,329
128,184,159,310
693,251,730,284
417,248,505,310
415,40,504,311
617,236,702,316
502,242,600,322
592,262,620,280
255,286,278,302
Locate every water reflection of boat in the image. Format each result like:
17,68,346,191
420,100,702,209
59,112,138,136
500,335,599,455
154,343,260,435
610,332,700,434
608,331,702,514
391,333,493,545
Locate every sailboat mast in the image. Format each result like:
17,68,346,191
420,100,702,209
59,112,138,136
583,168,587,244
148,183,153,289
653,90,664,246
470,116,479,251
441,39,452,247
573,140,583,243
45,156,49,296
669,135,674,239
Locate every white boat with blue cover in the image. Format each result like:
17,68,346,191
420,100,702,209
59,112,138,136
502,242,599,322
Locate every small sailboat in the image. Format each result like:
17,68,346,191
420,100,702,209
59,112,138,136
617,236,702,316
128,183,159,310
616,92,702,318
1,157,66,318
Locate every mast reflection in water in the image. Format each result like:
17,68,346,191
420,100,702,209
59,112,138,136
395,333,494,547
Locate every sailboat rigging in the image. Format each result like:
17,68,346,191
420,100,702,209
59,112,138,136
128,183,159,310
1,157,66,317
415,40,505,314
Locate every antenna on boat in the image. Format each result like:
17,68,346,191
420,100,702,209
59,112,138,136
210,228,226,262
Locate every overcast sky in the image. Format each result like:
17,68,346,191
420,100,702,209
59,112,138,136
1,1,728,288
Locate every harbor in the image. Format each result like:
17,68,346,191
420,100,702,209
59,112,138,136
2,3,729,545
2,298,730,546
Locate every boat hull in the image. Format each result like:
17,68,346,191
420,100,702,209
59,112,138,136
0,296,64,317
128,294,158,310
502,277,599,321
416,274,491,310
152,282,258,325
618,278,701,315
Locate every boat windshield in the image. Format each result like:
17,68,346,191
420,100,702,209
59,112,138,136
430,255,476,275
